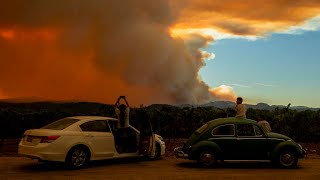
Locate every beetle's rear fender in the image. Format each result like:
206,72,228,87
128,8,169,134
182,133,201,152
188,140,222,160
271,141,304,159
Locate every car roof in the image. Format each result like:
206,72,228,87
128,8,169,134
207,117,258,127
67,116,118,121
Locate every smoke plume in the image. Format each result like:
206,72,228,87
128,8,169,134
1,0,319,105
0,0,221,105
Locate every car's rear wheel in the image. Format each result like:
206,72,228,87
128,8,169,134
197,150,216,167
276,149,298,168
66,146,90,169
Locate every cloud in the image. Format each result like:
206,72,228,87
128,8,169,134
170,28,258,41
230,84,252,88
255,83,277,87
210,85,237,101
229,83,276,88
0,0,219,105
0,0,319,105
171,0,320,38
280,15,320,34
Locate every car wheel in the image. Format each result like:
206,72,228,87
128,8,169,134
198,150,215,167
277,149,298,168
66,146,90,169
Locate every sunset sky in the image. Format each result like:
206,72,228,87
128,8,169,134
0,0,320,107
200,21,320,107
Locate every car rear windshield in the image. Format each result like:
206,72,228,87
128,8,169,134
195,123,209,134
41,118,79,130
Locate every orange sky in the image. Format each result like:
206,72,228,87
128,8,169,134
172,0,320,36
1,0,320,105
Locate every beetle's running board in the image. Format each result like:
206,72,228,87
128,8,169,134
223,160,270,162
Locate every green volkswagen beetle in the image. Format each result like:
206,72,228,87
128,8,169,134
174,117,305,168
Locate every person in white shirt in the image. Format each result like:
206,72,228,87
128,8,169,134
114,96,130,128
235,97,247,118
257,115,272,132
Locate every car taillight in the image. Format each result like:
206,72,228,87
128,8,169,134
40,136,60,143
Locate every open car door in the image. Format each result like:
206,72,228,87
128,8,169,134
138,117,155,156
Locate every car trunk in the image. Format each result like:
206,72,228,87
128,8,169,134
21,129,61,146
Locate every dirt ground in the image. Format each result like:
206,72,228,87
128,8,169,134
1,139,320,179
1,155,320,179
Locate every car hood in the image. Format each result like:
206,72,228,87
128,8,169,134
267,132,291,140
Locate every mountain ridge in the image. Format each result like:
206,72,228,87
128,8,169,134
0,98,319,111
187,101,320,111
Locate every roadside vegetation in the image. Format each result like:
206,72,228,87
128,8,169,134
0,102,320,146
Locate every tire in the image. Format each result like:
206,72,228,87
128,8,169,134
276,149,298,168
197,150,216,167
66,146,90,169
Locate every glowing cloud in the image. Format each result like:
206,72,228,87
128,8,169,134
210,85,237,101
0,0,319,105
171,0,320,39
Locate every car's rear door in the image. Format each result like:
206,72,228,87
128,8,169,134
80,120,115,159
235,124,268,160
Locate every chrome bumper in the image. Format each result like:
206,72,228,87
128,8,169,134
297,143,307,158
174,146,188,159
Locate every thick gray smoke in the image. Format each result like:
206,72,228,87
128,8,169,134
0,0,218,105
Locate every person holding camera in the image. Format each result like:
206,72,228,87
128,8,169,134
114,96,130,128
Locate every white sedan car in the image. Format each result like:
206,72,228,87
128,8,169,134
18,116,165,168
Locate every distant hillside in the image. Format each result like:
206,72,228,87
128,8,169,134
1,98,318,112
0,100,320,142
199,101,319,111
0,97,51,103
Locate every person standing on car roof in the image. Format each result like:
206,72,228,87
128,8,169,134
114,96,130,128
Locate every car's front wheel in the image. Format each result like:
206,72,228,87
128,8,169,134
275,149,298,168
66,146,90,169
197,150,216,167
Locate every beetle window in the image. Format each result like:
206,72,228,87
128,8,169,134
212,124,235,136
80,120,110,132
237,124,255,136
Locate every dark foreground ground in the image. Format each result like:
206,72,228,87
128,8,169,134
1,155,320,180
1,139,320,179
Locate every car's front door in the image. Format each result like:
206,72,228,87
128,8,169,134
209,124,238,160
80,120,115,159
235,124,268,160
